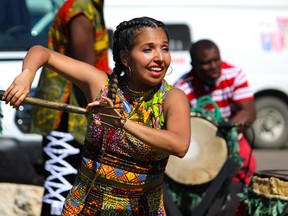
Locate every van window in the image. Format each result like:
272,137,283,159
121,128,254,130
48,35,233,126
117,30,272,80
0,0,58,51
166,24,191,51
107,23,191,51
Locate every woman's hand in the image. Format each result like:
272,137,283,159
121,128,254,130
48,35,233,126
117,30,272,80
86,96,126,128
2,69,33,109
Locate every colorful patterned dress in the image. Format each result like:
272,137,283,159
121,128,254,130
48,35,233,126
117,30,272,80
62,79,173,215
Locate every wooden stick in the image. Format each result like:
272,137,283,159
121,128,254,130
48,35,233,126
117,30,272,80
0,90,87,115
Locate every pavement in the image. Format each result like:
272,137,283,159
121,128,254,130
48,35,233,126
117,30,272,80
254,149,288,171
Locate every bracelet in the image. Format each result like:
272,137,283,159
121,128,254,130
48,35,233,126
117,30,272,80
120,117,127,128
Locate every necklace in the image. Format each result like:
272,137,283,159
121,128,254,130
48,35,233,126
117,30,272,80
120,78,161,101
125,85,148,98
125,85,147,94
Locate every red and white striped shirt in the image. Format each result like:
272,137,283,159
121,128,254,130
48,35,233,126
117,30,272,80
174,61,254,119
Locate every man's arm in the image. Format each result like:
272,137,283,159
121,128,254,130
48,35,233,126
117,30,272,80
68,14,95,106
69,15,95,65
231,99,256,133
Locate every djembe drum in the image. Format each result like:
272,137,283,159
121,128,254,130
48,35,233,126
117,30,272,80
237,169,288,216
164,96,243,216
164,111,241,215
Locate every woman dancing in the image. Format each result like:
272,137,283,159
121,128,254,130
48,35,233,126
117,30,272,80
2,16,191,215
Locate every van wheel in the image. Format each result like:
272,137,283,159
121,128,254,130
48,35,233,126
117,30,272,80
246,96,288,149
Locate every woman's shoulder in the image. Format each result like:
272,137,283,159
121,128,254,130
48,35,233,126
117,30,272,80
163,80,189,102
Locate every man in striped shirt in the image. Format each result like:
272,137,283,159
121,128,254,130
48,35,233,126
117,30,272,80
174,39,257,215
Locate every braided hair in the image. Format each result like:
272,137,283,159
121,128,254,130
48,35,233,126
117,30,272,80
108,17,169,102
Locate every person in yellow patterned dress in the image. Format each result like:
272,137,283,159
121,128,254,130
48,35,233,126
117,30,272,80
29,0,110,215
3,16,191,215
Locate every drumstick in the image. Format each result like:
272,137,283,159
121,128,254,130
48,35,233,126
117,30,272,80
0,89,125,129
0,90,87,115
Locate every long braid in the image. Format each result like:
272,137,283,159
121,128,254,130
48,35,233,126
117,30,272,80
108,17,169,102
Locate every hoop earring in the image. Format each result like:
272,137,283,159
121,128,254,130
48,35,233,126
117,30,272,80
126,66,132,77
166,66,173,75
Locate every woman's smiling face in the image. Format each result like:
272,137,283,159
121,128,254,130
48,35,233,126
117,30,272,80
122,27,171,91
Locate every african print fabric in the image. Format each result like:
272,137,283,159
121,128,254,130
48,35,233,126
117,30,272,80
62,79,173,215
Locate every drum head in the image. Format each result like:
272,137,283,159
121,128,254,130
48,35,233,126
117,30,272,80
165,114,228,185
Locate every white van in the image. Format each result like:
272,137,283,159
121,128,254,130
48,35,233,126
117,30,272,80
104,0,288,149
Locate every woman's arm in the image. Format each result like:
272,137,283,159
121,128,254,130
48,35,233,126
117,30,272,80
2,45,108,108
123,88,191,158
